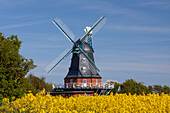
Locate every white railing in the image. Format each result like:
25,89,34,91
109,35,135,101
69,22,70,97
65,83,102,88
54,83,114,89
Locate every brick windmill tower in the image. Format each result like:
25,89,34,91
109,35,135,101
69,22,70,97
45,16,110,96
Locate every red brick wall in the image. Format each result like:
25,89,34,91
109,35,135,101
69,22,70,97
64,78,101,88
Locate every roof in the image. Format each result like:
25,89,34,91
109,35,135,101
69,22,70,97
65,41,101,78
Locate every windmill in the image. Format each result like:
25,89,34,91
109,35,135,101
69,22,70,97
45,16,106,88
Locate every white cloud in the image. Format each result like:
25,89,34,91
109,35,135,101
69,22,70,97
0,20,49,30
97,51,170,59
107,25,170,34
99,62,170,74
139,2,168,6
138,1,170,10
85,1,136,15
139,54,170,59
24,44,66,49
0,0,32,9
120,52,170,59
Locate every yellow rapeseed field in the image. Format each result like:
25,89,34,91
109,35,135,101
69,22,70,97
0,89,170,113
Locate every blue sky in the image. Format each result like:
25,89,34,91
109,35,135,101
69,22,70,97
1,0,170,86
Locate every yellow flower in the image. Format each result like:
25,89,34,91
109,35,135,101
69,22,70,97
1,90,170,112
28,90,32,93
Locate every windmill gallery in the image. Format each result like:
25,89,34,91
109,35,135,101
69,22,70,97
45,16,111,97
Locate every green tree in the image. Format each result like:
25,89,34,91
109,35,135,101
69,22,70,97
112,82,120,94
153,85,163,94
26,74,52,94
120,79,147,95
0,33,36,101
147,85,153,94
163,85,170,94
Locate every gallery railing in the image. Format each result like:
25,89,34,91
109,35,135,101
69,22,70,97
54,83,114,89
65,83,102,88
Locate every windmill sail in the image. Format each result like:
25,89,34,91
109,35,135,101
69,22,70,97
45,48,72,73
92,17,107,35
46,16,105,73
53,17,75,43
80,16,105,42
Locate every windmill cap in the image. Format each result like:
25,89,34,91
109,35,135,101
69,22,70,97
84,26,92,34
82,42,94,53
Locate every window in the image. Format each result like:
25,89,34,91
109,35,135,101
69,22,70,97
81,67,87,73
70,79,73,84
96,79,98,85
83,79,87,87
81,58,86,63
83,79,87,84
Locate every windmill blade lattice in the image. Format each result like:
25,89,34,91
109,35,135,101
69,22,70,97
91,17,107,36
46,16,106,73
80,16,105,42
53,17,75,43
45,48,72,73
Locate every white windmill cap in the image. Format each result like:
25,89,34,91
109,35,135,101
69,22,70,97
84,26,92,34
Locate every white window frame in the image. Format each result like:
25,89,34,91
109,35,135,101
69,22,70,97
81,67,87,73
83,79,87,87
81,58,86,63
96,79,98,85
83,79,87,83
70,79,73,84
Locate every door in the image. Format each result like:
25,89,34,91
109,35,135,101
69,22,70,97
83,79,87,87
